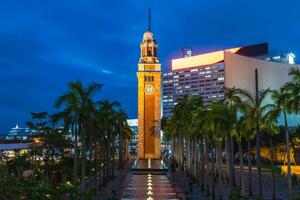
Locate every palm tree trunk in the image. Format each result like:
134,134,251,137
81,129,87,191
238,138,245,195
205,139,210,196
111,138,116,177
99,139,104,188
123,138,127,163
225,134,230,184
216,141,223,199
181,136,185,172
211,145,216,200
193,139,197,179
181,136,184,171
225,132,234,192
94,139,99,191
189,138,192,176
269,134,276,200
284,111,292,198
73,124,79,182
185,137,188,173
119,132,123,168
196,138,200,187
200,138,205,191
230,135,236,187
256,121,262,197
247,139,253,196
106,140,110,183
171,138,174,161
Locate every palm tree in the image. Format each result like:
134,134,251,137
224,87,245,192
284,68,300,112
52,80,102,184
115,109,131,168
266,88,293,197
190,104,206,191
98,100,120,182
261,107,280,200
203,102,235,199
236,88,269,197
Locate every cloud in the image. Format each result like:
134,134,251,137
0,0,300,133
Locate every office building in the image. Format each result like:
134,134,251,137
127,119,138,155
162,43,300,126
162,43,268,117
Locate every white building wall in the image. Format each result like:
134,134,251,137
224,52,300,126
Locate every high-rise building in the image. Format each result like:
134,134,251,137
137,11,161,159
162,43,268,118
181,47,193,57
127,119,138,155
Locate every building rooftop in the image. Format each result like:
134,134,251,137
172,47,241,70
172,43,269,71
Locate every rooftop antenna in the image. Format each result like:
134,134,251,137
148,8,151,31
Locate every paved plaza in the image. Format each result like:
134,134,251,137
96,159,300,200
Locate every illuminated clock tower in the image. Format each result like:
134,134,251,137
137,10,161,159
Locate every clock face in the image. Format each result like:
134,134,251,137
145,85,155,95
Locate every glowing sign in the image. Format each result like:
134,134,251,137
172,47,241,70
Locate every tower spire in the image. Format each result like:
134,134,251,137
148,8,151,31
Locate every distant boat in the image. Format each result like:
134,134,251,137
4,124,37,140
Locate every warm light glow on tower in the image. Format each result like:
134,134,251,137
137,9,161,159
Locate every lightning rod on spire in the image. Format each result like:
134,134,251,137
148,8,151,31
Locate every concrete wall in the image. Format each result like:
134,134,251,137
224,52,300,126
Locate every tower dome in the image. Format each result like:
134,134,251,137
143,31,153,41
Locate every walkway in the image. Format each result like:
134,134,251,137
121,159,180,199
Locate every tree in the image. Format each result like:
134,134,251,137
223,87,245,192
284,68,300,112
97,100,120,182
52,80,102,184
267,88,293,198
203,102,235,199
236,88,269,197
261,107,280,200
115,109,131,168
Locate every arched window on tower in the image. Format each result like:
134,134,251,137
148,46,152,57
142,47,147,57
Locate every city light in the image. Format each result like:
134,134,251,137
172,47,241,70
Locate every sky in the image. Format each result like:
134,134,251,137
0,0,300,133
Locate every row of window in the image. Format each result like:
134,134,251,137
144,76,154,82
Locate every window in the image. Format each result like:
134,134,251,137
144,76,154,82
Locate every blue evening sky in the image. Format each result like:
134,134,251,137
0,0,300,133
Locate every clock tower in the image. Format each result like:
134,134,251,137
137,9,161,159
